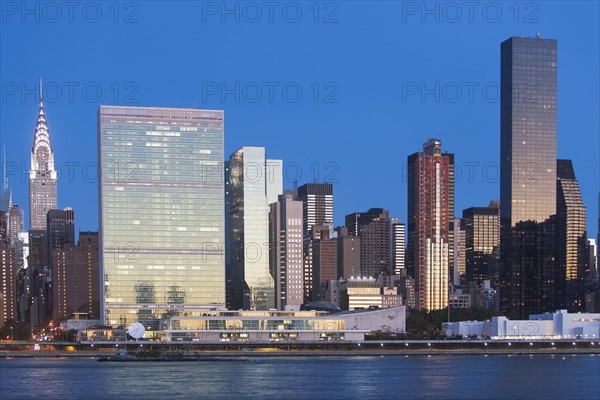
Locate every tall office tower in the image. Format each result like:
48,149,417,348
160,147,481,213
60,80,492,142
52,232,100,321
0,149,11,213
0,211,17,326
406,138,454,311
451,218,466,287
500,36,558,317
500,36,557,227
269,193,304,311
297,183,333,303
463,206,500,285
46,209,75,266
29,97,58,230
345,208,392,278
226,146,282,311
556,160,587,311
336,227,360,279
8,205,24,247
311,226,337,300
99,106,226,328
391,219,405,275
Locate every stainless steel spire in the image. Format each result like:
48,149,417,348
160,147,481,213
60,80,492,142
29,84,57,229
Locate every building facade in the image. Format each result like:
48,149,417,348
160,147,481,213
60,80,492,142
269,193,304,311
0,211,16,326
407,138,454,310
52,232,100,321
298,183,333,303
500,36,558,317
391,219,405,275
463,206,500,285
226,146,282,311
99,106,226,328
336,227,360,279
345,208,392,279
556,160,587,312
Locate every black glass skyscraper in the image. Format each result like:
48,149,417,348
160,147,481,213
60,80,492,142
500,36,558,318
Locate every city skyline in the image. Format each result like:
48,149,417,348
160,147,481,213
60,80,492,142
1,3,598,242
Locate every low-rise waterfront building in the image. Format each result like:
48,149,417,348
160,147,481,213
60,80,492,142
443,309,600,339
79,307,406,343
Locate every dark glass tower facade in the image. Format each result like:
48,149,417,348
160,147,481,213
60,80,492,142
500,36,557,227
463,206,500,284
500,37,558,317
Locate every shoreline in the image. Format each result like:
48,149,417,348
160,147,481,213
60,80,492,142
2,348,600,359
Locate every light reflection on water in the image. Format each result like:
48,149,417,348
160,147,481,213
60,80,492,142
1,355,599,400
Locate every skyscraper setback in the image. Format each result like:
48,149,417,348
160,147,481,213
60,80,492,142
407,139,454,311
29,97,58,230
99,106,226,328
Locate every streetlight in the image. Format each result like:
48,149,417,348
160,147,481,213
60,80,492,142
10,326,14,340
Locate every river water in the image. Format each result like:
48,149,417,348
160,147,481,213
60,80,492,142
1,355,599,399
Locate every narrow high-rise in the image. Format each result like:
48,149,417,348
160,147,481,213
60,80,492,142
29,98,57,230
407,138,454,311
226,146,282,310
99,106,226,329
0,148,11,214
391,219,405,275
556,160,587,311
269,193,304,310
297,183,333,303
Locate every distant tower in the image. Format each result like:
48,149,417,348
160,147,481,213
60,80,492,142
0,146,12,213
556,160,587,311
297,183,334,303
29,91,57,230
269,193,304,310
391,219,405,275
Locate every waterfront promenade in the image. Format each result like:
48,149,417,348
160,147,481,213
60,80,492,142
1,340,599,358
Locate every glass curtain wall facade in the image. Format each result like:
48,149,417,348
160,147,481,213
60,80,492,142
99,106,225,329
500,36,558,317
226,147,282,311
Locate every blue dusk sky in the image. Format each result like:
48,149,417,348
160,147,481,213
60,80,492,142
1,1,598,239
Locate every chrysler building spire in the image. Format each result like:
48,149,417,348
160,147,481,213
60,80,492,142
29,83,57,230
